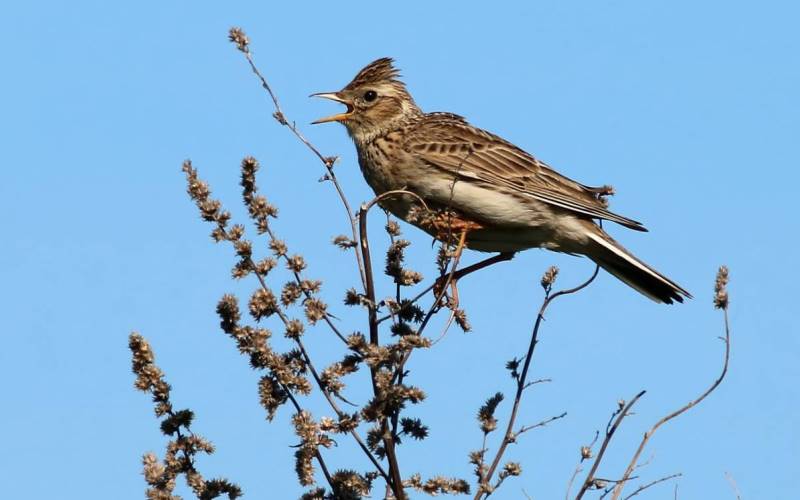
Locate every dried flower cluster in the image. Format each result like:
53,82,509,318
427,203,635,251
540,265,559,293
405,474,471,496
227,27,249,53
714,265,729,310
130,333,242,499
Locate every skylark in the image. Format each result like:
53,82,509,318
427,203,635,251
312,58,690,304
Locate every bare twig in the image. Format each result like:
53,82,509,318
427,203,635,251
574,391,647,500
565,465,583,500
596,477,639,499
725,471,742,500
622,473,682,500
476,265,600,499
231,28,367,291
609,301,731,500
515,412,568,437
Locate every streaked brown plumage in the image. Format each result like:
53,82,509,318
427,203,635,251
313,58,690,303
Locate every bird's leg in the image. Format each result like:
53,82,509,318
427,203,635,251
434,251,516,307
427,210,506,309
449,251,516,282
435,229,469,309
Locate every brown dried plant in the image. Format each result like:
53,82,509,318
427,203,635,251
129,333,243,500
128,28,734,500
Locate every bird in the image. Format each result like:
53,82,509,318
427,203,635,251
311,57,690,304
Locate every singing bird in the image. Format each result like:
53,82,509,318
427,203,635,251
312,58,690,304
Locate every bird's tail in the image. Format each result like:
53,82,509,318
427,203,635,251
584,226,691,304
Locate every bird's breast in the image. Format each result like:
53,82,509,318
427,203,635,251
356,135,407,194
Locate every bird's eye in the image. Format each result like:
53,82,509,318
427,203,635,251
363,90,377,102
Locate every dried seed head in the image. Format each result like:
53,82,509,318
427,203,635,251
216,294,241,334
228,224,245,241
231,259,252,279
284,319,305,339
344,288,362,306
228,27,249,52
580,445,593,460
210,227,226,242
248,195,278,221
141,452,166,486
477,392,504,434
406,474,471,495
300,488,326,500
303,298,327,324
269,239,288,257
258,375,288,420
240,156,258,204
505,358,520,379
400,417,429,440
540,266,559,291
285,262,307,284
329,470,374,498
281,282,303,306
249,288,278,320
234,240,252,258
714,265,730,310
346,333,367,353
332,235,357,250
385,220,401,236
255,257,276,276
398,269,424,286
454,309,472,332
499,462,522,479
299,279,322,295
294,447,316,486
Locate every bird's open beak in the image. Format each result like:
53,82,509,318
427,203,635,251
310,92,354,124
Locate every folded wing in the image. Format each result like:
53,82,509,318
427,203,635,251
403,113,646,232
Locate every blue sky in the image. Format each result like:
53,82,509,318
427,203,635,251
2,1,798,498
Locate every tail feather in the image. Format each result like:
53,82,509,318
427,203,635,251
585,230,691,304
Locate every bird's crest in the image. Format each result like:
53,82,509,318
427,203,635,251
345,57,403,90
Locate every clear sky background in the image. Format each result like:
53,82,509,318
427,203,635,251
2,1,798,498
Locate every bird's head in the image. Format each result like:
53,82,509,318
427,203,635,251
312,58,420,142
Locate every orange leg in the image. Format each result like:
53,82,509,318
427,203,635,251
426,210,512,309
435,247,516,310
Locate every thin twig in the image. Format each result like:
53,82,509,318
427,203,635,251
477,265,600,500
515,412,568,437
574,391,647,500
609,307,731,500
725,471,742,500
622,473,682,500
597,477,638,499
235,37,367,291
565,465,583,500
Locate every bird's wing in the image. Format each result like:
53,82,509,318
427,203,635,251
402,113,646,231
